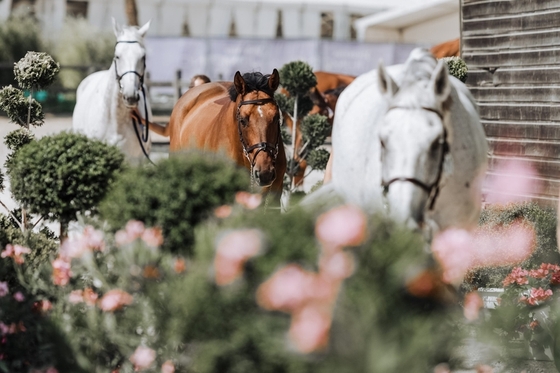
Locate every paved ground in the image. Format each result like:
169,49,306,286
0,115,556,372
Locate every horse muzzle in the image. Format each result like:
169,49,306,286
254,169,276,187
122,93,140,108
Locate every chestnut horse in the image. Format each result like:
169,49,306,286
150,70,286,198
284,71,355,189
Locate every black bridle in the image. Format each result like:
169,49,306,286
381,106,449,211
114,40,153,164
236,97,280,169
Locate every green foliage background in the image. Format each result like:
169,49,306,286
99,152,250,256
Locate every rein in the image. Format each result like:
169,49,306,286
381,106,449,211
114,40,153,164
236,97,280,169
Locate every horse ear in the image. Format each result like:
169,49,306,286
430,59,451,102
138,20,151,37
234,71,246,96
112,17,122,37
268,69,280,92
377,61,398,98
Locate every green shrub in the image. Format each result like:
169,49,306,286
279,61,317,97
13,51,60,90
0,14,44,87
465,202,559,290
6,132,125,237
442,56,468,83
99,151,249,255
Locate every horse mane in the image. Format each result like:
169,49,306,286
228,72,275,101
324,85,348,97
393,48,453,114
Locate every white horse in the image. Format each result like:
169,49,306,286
305,48,488,234
72,19,152,163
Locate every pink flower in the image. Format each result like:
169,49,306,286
315,205,367,249
115,220,146,246
214,229,262,285
129,346,156,371
98,289,133,312
69,290,84,304
45,367,59,373
257,264,338,312
319,251,355,280
83,288,99,306
32,299,53,314
463,292,483,321
235,191,262,209
13,292,25,302
484,159,541,205
520,287,553,306
214,205,232,219
1,244,31,264
289,305,331,353
82,226,105,251
502,267,529,287
60,226,105,258
141,227,164,247
0,282,8,297
431,229,474,285
52,257,72,286
161,360,175,373
470,222,535,268
0,323,9,335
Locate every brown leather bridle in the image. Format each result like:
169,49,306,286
236,97,281,168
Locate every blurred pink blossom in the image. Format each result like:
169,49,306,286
69,290,84,304
60,226,105,258
13,292,25,302
45,368,59,373
0,282,8,297
463,292,483,321
502,267,529,287
98,289,133,312
476,364,494,373
315,205,367,249
115,220,146,246
129,346,156,371
161,360,175,373
319,251,355,281
470,222,535,268
235,191,262,209
214,229,262,286
214,205,232,219
1,244,31,264
288,305,331,353
141,227,164,247
431,229,474,285
257,264,319,313
484,159,541,205
52,257,72,286
0,323,9,335
432,224,535,285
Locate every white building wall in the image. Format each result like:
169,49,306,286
401,11,459,44
363,10,459,44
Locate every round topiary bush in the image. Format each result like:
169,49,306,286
442,56,468,83
99,151,250,255
6,132,125,237
13,51,60,90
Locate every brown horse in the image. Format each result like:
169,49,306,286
150,70,286,197
284,71,355,188
430,38,460,58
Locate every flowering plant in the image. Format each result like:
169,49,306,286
489,263,560,361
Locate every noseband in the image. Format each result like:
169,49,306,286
237,97,280,168
381,106,449,211
114,40,152,164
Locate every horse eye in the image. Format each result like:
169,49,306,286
240,118,248,127
115,56,120,60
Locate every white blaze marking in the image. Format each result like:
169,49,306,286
257,106,264,118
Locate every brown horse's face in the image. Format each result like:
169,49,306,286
234,70,281,187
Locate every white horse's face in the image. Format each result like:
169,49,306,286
113,19,151,107
377,59,451,229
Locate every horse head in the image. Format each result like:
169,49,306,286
233,69,281,187
377,54,452,230
112,18,150,107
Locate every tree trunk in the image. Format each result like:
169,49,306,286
125,0,139,26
